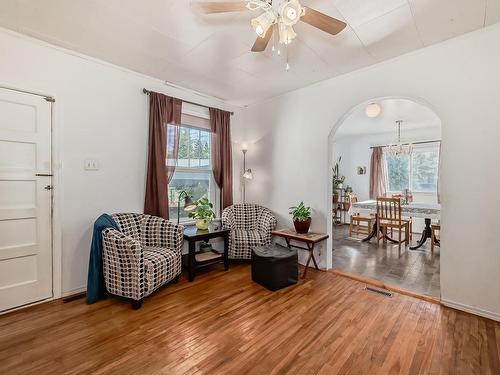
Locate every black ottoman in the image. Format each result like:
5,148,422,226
251,244,298,291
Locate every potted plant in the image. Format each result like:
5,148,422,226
343,186,353,211
332,157,345,204
289,201,312,234
188,197,215,230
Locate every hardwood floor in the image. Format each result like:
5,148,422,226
1,264,499,374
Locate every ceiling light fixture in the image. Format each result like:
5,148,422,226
279,24,297,45
280,0,304,26
386,120,413,156
365,102,381,118
251,11,276,37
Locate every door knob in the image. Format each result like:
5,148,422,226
44,185,53,191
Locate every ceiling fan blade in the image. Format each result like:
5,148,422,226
251,25,274,52
191,1,249,14
300,7,347,36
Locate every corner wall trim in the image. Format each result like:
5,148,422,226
441,298,500,322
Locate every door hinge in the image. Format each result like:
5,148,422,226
44,96,55,103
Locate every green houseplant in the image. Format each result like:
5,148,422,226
289,201,312,234
332,157,345,204
188,197,215,230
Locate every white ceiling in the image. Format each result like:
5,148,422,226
0,0,499,106
335,98,441,138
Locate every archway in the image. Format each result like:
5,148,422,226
326,97,442,298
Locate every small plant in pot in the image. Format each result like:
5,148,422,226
188,197,215,230
289,202,312,234
343,186,353,211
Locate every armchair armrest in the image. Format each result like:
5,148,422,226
257,210,278,240
102,228,144,300
222,208,236,230
142,216,184,254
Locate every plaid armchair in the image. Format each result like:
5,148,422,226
222,204,277,260
102,213,183,309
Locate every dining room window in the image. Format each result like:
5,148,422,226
385,143,440,193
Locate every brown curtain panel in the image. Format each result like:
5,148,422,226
210,108,233,211
369,146,387,199
144,92,182,219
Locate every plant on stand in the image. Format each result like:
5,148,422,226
289,201,312,234
332,157,345,205
188,197,215,230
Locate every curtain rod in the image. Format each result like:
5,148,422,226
142,88,234,115
370,139,441,149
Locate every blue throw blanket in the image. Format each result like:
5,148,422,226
86,214,119,304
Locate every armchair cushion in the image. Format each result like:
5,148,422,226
144,247,181,294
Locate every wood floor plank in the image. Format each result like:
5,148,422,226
0,265,499,374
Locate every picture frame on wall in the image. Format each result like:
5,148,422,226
357,166,366,175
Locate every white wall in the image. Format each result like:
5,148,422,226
240,24,500,320
0,28,244,295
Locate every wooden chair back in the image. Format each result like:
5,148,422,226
376,197,402,223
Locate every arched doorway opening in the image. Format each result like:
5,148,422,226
327,97,442,298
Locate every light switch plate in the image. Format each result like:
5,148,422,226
84,159,99,171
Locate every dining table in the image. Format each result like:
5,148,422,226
349,200,441,250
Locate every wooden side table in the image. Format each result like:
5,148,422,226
183,226,230,282
271,229,329,278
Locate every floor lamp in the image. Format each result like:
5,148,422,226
241,144,253,203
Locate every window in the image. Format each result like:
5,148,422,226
168,126,216,221
385,144,440,193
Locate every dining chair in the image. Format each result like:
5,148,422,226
391,194,413,240
431,223,440,252
349,194,375,237
376,197,411,253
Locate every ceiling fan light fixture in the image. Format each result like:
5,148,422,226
280,0,304,26
251,11,276,37
279,24,297,45
365,102,381,118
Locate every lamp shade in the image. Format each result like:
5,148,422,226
243,169,253,180
251,11,276,37
365,103,381,118
183,195,197,211
280,0,303,26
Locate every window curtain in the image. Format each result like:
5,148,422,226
209,108,233,211
437,141,442,204
144,92,182,219
369,146,387,199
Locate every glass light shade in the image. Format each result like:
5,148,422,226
279,24,297,45
365,103,381,118
251,12,276,37
241,142,248,151
385,144,413,156
280,0,303,26
243,169,253,180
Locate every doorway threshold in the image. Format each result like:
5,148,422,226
331,269,441,305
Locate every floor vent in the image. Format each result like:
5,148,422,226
364,286,392,297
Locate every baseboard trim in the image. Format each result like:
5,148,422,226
62,286,86,298
441,299,500,322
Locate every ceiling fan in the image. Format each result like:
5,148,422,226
192,0,347,54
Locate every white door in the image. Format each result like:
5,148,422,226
0,88,53,312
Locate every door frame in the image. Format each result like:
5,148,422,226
0,83,63,305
